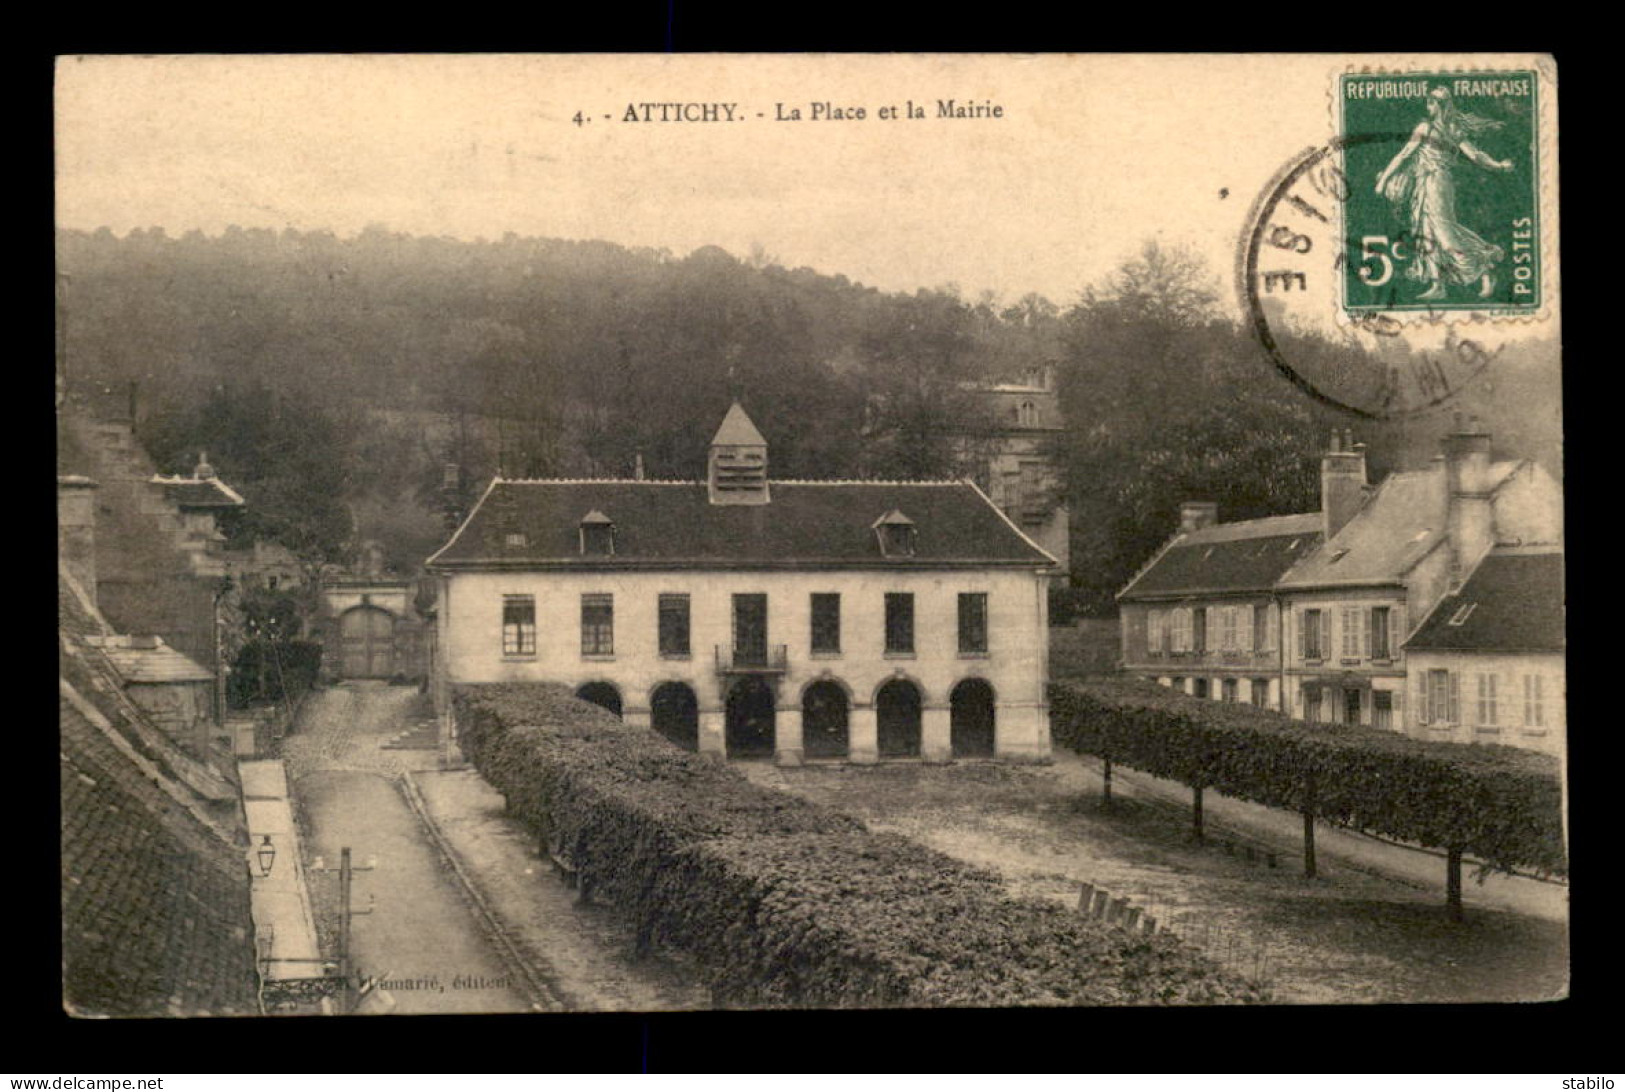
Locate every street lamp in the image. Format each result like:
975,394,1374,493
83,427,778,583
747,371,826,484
255,834,277,878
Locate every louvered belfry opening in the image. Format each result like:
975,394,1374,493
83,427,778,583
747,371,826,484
707,401,771,506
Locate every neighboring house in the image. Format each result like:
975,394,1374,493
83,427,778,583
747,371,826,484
1401,548,1564,755
58,403,241,687
428,401,1060,764
1276,417,1562,730
1118,503,1321,711
956,363,1071,580
60,567,259,1017
84,633,216,757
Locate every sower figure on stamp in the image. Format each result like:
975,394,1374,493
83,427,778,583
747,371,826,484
1375,86,1515,300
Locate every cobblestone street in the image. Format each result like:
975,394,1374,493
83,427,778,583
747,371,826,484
283,682,707,1014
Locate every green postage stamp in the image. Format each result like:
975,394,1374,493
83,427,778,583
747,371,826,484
1339,70,1541,315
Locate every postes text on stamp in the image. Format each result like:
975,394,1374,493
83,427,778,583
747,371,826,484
1340,70,1541,315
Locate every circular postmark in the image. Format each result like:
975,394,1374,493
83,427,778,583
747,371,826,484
1240,132,1516,422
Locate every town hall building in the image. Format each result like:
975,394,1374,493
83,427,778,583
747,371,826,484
427,402,1061,764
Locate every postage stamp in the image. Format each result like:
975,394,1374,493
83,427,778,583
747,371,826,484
1338,70,1542,315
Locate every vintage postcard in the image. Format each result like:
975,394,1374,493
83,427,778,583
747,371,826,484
55,53,1563,1019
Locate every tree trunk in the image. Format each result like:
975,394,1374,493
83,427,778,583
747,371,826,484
1301,771,1318,879
1192,784,1205,844
1446,847,1464,923
1102,756,1113,807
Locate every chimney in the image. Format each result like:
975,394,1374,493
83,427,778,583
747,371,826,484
58,475,100,603
1321,428,1368,542
634,452,646,481
1179,501,1218,534
193,451,217,480
707,401,771,506
1443,413,1494,587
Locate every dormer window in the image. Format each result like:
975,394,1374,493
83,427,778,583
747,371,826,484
873,510,917,558
1018,400,1038,427
579,510,615,556
1449,602,1477,626
505,532,528,549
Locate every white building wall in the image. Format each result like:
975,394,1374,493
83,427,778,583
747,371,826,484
437,566,1052,761
1280,588,1409,728
1404,649,1565,756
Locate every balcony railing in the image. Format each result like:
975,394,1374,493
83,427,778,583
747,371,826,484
715,644,789,674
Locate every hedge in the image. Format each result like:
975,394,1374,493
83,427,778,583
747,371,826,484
1050,677,1566,882
454,682,1266,1007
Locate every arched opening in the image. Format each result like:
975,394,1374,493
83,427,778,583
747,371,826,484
650,682,699,751
876,679,922,759
950,678,996,758
575,681,623,718
338,605,396,679
725,677,776,759
802,680,850,760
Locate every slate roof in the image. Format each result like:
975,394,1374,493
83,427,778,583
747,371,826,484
153,475,245,509
428,480,1058,570
1404,551,1565,653
61,690,259,1017
88,636,215,684
710,401,768,446
1119,513,1322,600
1278,460,1524,589
59,570,257,1017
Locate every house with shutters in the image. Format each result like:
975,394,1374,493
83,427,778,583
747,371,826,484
1117,503,1320,710
1401,547,1564,755
1275,417,1562,730
427,401,1061,764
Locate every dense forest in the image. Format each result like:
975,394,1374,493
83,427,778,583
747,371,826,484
55,226,1561,615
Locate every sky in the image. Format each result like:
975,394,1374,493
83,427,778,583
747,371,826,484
54,53,1400,309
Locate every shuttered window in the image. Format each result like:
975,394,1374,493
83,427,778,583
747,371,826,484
1302,609,1324,660
1523,675,1545,727
1476,673,1499,727
1370,606,1391,660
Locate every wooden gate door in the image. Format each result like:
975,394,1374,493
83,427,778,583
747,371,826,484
340,606,396,679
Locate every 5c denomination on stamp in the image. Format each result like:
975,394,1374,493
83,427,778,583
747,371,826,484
1340,70,1541,315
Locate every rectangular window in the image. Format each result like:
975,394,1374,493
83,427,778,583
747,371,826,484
1171,608,1190,653
1251,679,1270,708
1220,607,1238,652
1303,609,1324,660
1147,609,1164,654
1221,678,1238,703
885,593,915,654
1523,675,1546,728
958,592,989,654
1476,673,1499,727
1303,685,1322,722
1373,690,1394,730
1341,608,1365,658
1370,606,1391,660
502,595,536,656
1192,608,1207,653
1254,605,1271,652
658,594,690,657
1427,669,1458,725
581,593,613,656
1193,678,1210,699
810,593,841,654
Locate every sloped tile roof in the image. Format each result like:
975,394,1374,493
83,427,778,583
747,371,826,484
709,401,768,446
1279,460,1526,589
1278,471,1443,589
428,480,1057,570
1119,513,1322,599
90,637,215,684
1404,551,1565,653
61,688,259,1017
